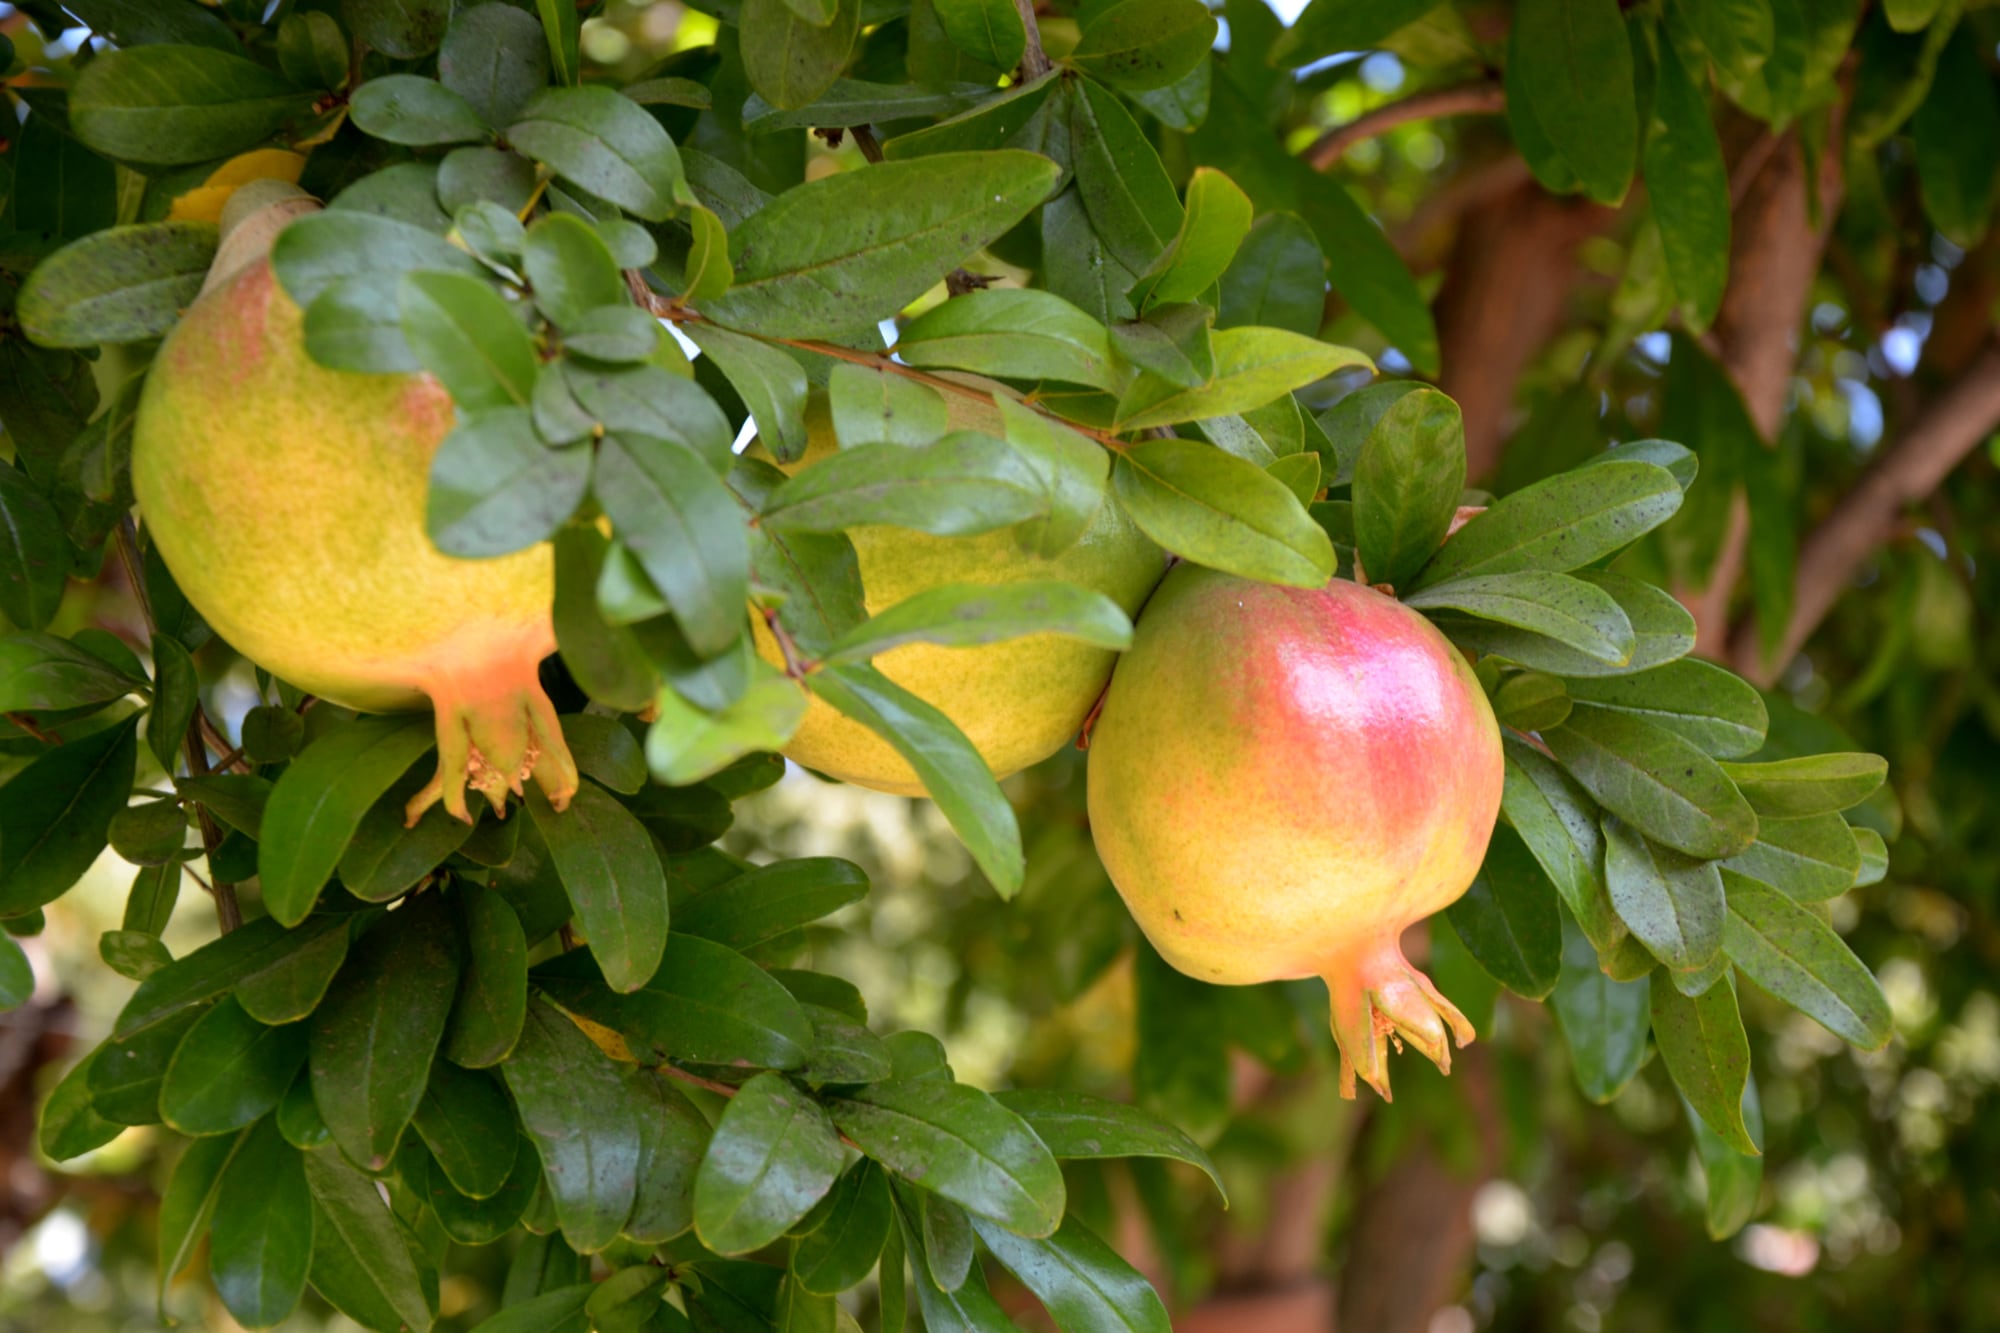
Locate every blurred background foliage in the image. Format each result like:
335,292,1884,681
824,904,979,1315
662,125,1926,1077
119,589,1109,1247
4,0,1999,1331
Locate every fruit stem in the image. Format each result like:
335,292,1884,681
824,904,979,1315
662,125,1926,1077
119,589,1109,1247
1322,938,1475,1101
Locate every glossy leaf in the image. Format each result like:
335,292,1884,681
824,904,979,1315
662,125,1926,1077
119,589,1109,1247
526,780,669,995
694,1071,847,1255
974,1214,1171,1333
157,1130,246,1317
793,1162,896,1294
1562,659,1768,758
1514,0,1638,202
303,1144,440,1332
1407,572,1636,665
160,995,308,1136
1722,870,1892,1048
675,857,870,955
896,290,1123,393
1116,327,1371,431
1135,166,1253,310
623,1067,710,1243
1718,754,1888,818
0,463,67,631
0,714,140,918
1413,461,1684,589
1447,824,1563,998
1650,971,1758,1155
507,85,686,220
1604,818,1726,973
522,212,625,330
445,885,530,1068
990,1089,1225,1200
211,1118,313,1329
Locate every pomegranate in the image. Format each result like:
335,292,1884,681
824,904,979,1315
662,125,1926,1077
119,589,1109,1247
1087,565,1504,1099
132,194,577,823
751,390,1164,796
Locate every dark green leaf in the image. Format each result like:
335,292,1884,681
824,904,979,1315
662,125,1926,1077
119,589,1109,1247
351,74,489,146
808,664,1025,898
499,996,644,1253
413,1060,518,1198
595,432,751,659
1911,28,2000,247
1562,659,1768,757
92,1001,208,1125
156,1130,246,1317
1515,0,1638,202
527,780,670,995
1603,817,1725,973
1650,971,1758,1155
0,632,146,713
17,221,218,347
703,151,1062,339
694,1071,846,1255
741,0,862,110
1446,824,1562,998
564,362,736,472
0,463,68,631
212,1118,313,1329
676,857,869,954
303,1143,440,1332
553,527,660,713
309,896,462,1171
72,46,313,165
1718,754,1888,818
337,780,477,904
974,1214,1171,1333
0,714,140,918
1550,919,1651,1103
259,714,436,926
683,324,810,462
428,408,590,558
445,884,530,1067
762,435,1048,536
160,995,309,1135
624,1067,709,1242
400,271,537,411
427,1133,540,1245
1439,571,1696,677
1270,0,1445,66
1644,34,1730,329
828,1079,1064,1237
933,0,1026,70
1217,212,1325,337
115,916,344,1038
0,932,32,1009
439,2,549,126
1070,0,1216,92
1413,462,1684,590
523,212,626,330
508,85,686,220
989,1089,1225,1201
1112,439,1334,588
1545,706,1757,859
793,1161,895,1294
1068,76,1183,276
1722,870,1891,1048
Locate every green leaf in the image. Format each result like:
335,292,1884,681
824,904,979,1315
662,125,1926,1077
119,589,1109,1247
808,664,1025,899
996,397,1114,557
1446,824,1563,998
0,632,146,713
160,995,309,1136
523,212,626,330
303,1144,440,1332
1545,705,1757,859
500,996,644,1252
536,0,580,85
115,916,344,1038
623,1067,709,1243
1217,213,1325,337
1644,34,1730,329
156,1130,247,1317
930,0,1026,70
648,668,810,788
1116,327,1371,431
1069,75,1184,276
1911,28,2000,247
990,1089,1226,1201
825,581,1133,664
741,0,862,110
337,780,478,904
563,361,736,472
675,857,870,955
1514,0,1638,203
1440,571,1696,678
1489,670,1571,733
412,1059,518,1198
508,85,686,221
1718,754,1888,818
793,1162,895,1294
1070,0,1216,92
684,324,809,462
534,935,816,1069
827,364,949,448
0,714,140,917
17,221,218,348
211,1118,313,1329
473,1285,594,1333
1562,659,1768,758
94,1002,207,1127
399,271,538,411
1603,817,1725,973
259,715,437,927
526,780,670,995
1689,1076,1763,1241
427,408,590,558
1650,971,1758,1155
440,3,549,126
71,45,313,165
1723,813,1862,903
1134,166,1253,310
694,1071,847,1255
427,1134,541,1245
559,715,646,795
1270,0,1445,66
897,290,1123,393
0,463,68,631
236,917,350,1025
761,435,1047,536
974,1215,1171,1333
595,432,751,659
0,932,31,1009
1722,870,1891,1048
1406,572,1636,665
1412,461,1684,590
703,151,1062,338
351,74,489,146
564,307,660,363
1550,919,1651,1103
277,1067,329,1149
828,1079,1065,1237
1112,439,1334,588
912,1186,977,1293
1591,437,1699,489
309,896,462,1171
444,885,530,1067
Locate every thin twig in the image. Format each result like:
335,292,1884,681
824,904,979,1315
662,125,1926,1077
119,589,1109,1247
850,123,883,164
758,607,812,680
1304,83,1506,171
1013,0,1052,80
114,520,241,933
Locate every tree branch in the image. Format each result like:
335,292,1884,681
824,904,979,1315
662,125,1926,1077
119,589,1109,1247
1304,83,1506,171
1729,340,2000,683
1013,0,1051,80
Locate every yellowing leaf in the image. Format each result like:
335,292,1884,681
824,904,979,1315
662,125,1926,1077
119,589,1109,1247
167,148,307,222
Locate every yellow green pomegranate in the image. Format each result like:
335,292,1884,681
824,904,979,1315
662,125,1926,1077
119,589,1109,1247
1087,565,1505,1100
133,192,576,823
751,391,1165,796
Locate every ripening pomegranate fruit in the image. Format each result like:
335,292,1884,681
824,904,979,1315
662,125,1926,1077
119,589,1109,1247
751,391,1164,796
1087,564,1504,1099
133,192,577,823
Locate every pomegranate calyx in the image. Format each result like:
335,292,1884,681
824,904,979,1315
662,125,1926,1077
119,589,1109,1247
1324,940,1476,1102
